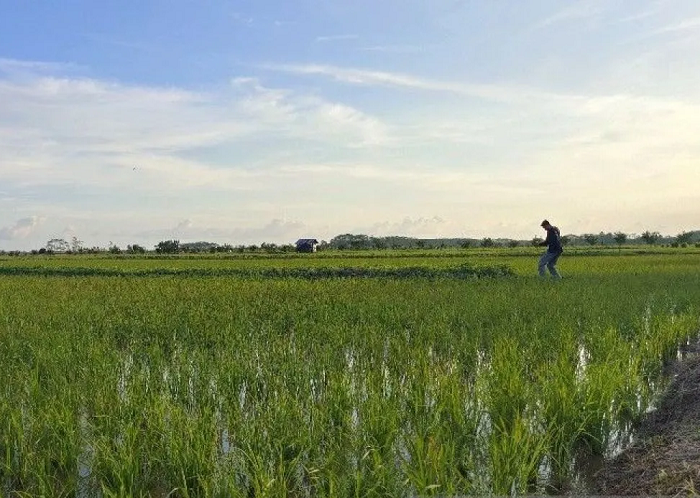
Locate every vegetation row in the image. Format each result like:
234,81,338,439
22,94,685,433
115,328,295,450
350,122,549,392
0,262,515,279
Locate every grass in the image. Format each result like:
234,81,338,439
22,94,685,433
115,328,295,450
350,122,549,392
0,250,699,496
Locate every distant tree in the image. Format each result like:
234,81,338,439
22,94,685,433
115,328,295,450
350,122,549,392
181,241,218,253
461,240,472,249
217,244,234,253
416,240,426,249
613,232,627,252
372,238,388,250
481,237,495,248
108,243,122,254
640,231,661,245
329,234,372,250
531,237,544,247
126,244,146,254
260,242,278,253
507,240,520,248
155,240,180,254
560,235,571,246
583,234,598,246
675,231,693,246
70,236,83,253
46,238,70,253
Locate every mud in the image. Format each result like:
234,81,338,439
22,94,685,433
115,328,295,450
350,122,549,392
591,340,700,496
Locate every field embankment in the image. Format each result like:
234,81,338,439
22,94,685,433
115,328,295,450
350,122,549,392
592,338,700,495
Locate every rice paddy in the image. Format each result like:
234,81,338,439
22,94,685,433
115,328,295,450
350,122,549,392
1,249,699,496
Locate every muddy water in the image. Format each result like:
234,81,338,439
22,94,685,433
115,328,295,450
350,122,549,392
71,338,698,496
554,335,700,495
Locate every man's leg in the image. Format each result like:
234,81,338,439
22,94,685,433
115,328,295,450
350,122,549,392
547,252,562,279
538,253,551,277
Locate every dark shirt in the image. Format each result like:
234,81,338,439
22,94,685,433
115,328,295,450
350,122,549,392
540,226,563,253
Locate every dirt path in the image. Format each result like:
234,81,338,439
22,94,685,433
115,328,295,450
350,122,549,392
592,341,700,496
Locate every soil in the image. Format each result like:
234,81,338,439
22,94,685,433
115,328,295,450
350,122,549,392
591,340,700,496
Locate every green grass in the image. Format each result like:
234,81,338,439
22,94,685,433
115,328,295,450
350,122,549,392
0,250,699,496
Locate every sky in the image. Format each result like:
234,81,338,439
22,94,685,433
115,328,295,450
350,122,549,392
1,0,699,250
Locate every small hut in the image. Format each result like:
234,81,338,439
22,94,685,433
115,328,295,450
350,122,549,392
295,238,319,253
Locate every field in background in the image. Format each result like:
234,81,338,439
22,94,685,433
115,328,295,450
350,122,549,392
1,250,699,496
2,244,699,274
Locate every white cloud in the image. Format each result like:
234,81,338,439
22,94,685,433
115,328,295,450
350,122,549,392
133,218,308,246
262,63,553,104
652,16,700,35
175,219,193,232
315,34,359,42
618,9,658,23
530,0,611,30
231,12,254,25
0,216,45,240
361,216,448,237
360,44,432,54
0,63,391,194
0,58,80,76
1,47,700,249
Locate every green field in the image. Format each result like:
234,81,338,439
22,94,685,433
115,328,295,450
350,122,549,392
1,250,699,496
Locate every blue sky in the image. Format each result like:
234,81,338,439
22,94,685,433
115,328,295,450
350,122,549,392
1,0,699,250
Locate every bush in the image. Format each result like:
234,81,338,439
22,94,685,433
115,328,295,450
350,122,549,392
127,244,147,254
155,240,180,254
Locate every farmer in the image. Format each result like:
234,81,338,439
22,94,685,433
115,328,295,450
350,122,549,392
538,219,563,279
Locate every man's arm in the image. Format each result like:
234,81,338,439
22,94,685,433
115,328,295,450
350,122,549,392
539,230,552,247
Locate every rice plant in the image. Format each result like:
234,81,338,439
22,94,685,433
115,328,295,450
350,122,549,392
0,251,699,496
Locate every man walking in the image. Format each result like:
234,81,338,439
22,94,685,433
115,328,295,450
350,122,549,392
538,219,563,279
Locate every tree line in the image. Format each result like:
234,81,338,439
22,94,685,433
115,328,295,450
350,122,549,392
1,229,696,256
322,231,699,251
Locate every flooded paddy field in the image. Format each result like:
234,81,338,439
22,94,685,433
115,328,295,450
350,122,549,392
1,250,699,496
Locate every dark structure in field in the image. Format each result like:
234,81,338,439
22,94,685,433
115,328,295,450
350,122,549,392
295,238,319,253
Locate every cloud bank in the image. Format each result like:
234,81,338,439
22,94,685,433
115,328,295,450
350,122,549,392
2,1,700,249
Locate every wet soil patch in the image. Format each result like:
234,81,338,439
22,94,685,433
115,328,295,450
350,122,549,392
592,340,700,495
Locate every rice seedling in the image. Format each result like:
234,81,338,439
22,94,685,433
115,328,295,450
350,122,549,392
0,251,699,495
